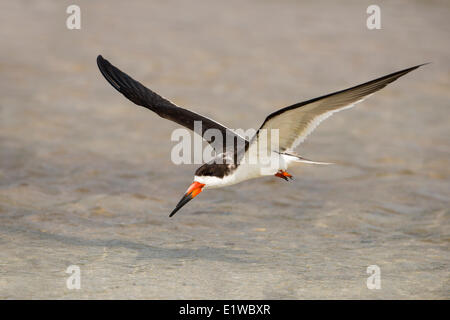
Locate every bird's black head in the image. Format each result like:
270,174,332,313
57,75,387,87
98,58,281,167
194,162,233,178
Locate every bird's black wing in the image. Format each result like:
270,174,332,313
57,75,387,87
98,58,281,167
97,55,248,152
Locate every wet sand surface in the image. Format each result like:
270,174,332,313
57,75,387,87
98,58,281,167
0,0,449,299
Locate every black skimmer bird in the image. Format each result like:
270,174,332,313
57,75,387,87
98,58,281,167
97,55,425,217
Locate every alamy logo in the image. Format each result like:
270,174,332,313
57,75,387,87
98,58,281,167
366,265,381,290
66,265,81,290
366,5,381,30
170,121,280,170
66,5,81,30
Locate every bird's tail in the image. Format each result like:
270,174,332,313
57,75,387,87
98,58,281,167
281,152,333,165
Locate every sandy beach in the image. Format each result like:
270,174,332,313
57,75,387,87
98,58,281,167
0,0,449,299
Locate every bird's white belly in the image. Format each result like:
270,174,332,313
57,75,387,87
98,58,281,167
196,153,291,189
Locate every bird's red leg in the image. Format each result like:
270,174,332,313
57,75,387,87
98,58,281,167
275,170,293,181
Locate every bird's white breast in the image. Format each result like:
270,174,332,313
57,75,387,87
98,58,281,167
195,152,292,189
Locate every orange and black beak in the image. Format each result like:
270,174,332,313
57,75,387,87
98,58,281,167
169,182,205,217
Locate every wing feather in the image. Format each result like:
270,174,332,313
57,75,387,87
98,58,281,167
97,55,248,152
253,64,426,152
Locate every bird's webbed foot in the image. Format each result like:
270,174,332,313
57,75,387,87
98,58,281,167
274,170,293,181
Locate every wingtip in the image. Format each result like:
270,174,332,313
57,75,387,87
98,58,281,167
96,55,104,69
390,62,429,79
96,54,106,66
410,62,430,71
